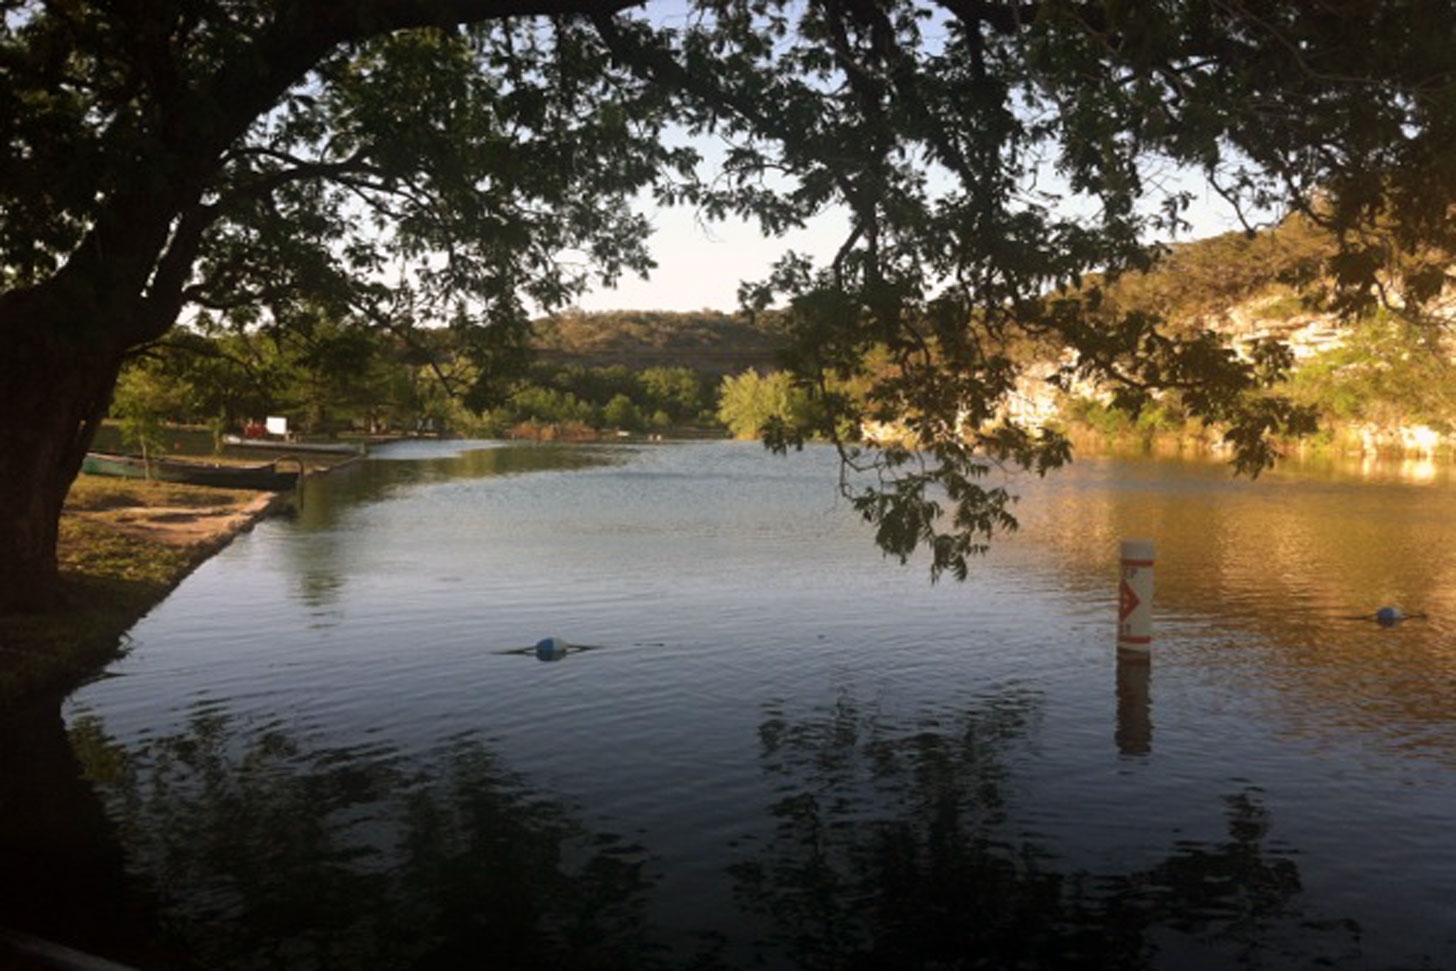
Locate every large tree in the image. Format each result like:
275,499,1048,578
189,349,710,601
4,0,1454,612
0,0,681,611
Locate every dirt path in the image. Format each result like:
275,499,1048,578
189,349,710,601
85,492,284,551
2,483,297,707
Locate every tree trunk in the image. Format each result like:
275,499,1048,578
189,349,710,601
0,310,124,614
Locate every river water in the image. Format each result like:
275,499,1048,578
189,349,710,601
49,441,1456,968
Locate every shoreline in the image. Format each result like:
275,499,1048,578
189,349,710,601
0,485,295,711
0,477,313,970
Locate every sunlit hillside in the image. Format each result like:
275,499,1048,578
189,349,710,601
532,308,786,375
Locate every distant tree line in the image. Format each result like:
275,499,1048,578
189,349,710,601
487,361,717,439
111,240,1456,458
110,316,464,452
107,310,807,448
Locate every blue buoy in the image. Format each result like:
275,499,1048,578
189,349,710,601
1375,606,1403,627
535,636,570,661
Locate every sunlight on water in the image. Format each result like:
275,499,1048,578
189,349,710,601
49,441,1456,969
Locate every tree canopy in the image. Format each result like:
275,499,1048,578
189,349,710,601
3,0,1455,610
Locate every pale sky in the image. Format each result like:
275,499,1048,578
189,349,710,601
573,164,1265,314
574,200,850,313
570,1,1267,315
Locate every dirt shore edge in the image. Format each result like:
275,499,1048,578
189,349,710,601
0,490,294,710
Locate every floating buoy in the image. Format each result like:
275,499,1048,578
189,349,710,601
1375,606,1404,627
535,636,570,661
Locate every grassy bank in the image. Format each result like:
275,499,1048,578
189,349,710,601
0,477,276,708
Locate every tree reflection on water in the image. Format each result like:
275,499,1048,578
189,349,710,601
68,688,1364,969
70,710,657,970
730,689,1362,970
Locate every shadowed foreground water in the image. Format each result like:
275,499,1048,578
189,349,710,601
11,441,1454,968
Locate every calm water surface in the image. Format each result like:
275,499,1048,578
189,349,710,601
53,441,1456,968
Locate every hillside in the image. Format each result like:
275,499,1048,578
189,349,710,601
531,309,785,375
1095,214,1353,357
535,219,1455,456
1048,215,1456,455
1101,215,1335,322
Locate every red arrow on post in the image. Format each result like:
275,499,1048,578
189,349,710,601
1118,578,1140,622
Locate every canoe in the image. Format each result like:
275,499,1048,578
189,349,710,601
82,452,300,491
222,434,364,455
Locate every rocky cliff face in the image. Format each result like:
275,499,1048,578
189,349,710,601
1008,290,1455,457
1219,296,1346,361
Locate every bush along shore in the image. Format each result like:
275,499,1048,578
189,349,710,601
0,476,293,709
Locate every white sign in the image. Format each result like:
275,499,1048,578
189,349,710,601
265,416,288,436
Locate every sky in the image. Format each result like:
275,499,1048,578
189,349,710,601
569,0,1269,315
574,198,849,314
572,178,1260,314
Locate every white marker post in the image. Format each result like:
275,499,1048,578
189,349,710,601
1117,538,1155,652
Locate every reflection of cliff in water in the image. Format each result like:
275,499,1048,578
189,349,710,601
1013,455,1456,622
69,707,661,970
730,689,1360,969
1004,454,1456,753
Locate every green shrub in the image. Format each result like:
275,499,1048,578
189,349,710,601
717,370,823,440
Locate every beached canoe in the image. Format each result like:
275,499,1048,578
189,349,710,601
221,434,364,455
82,452,301,491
